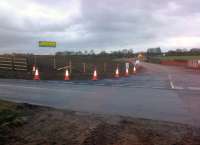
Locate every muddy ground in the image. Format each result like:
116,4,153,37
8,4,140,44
0,100,200,145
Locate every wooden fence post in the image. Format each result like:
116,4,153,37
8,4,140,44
103,62,106,72
83,63,86,73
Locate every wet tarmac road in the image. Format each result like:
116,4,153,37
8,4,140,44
0,62,200,126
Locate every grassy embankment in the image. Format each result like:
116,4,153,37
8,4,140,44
157,55,200,61
147,55,200,64
0,100,27,145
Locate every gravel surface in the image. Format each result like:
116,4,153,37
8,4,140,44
1,102,200,145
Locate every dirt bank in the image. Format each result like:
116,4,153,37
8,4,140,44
0,100,200,145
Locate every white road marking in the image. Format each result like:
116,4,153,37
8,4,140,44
188,87,200,91
72,82,89,85
167,74,200,91
0,84,49,90
152,87,166,89
174,86,184,90
0,83,98,94
1,79,199,92
170,81,175,89
96,84,106,86
168,74,175,89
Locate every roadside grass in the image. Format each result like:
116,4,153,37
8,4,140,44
157,55,200,61
0,100,16,111
0,100,25,145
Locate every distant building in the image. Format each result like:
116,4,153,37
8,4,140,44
147,47,162,55
190,48,200,52
175,48,188,53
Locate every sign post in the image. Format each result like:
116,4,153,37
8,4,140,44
38,41,57,70
125,62,129,76
103,62,107,72
53,55,56,69
83,63,86,73
125,62,129,69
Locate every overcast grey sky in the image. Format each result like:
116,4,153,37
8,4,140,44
0,0,200,54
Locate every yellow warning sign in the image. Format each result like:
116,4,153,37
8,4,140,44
39,41,56,47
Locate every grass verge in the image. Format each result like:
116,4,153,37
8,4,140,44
157,55,200,61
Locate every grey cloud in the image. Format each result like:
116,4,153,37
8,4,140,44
0,0,200,53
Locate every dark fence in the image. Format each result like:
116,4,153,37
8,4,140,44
0,55,28,71
0,54,135,80
187,60,200,69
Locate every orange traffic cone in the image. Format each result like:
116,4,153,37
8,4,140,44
133,66,136,74
64,69,70,80
33,69,40,80
32,65,36,72
125,68,129,76
92,69,98,81
115,67,119,78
